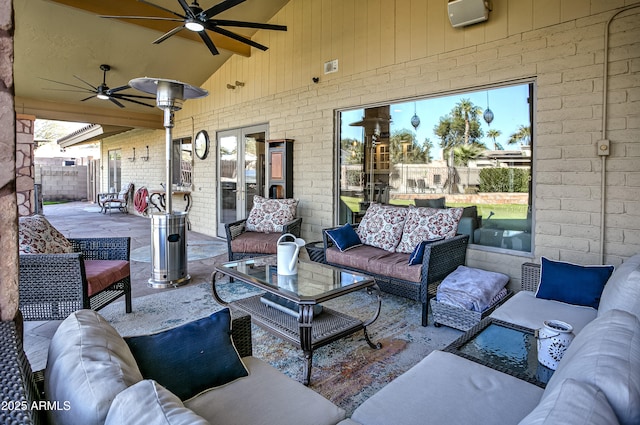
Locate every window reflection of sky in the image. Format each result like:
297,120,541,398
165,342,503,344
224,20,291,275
340,84,530,161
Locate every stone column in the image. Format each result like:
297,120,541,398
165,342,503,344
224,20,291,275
16,114,35,216
0,0,19,322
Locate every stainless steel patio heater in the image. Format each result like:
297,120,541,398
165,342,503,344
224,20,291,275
129,78,208,288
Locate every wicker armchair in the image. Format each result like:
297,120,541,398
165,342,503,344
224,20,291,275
225,217,303,261
19,237,132,321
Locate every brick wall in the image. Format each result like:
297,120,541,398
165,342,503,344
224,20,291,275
36,165,88,202
101,1,640,285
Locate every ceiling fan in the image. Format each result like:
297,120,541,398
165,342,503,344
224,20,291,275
100,0,287,56
41,64,155,108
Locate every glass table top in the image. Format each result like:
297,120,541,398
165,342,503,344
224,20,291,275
446,319,553,387
217,256,374,301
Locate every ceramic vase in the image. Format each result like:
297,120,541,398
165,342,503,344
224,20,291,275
536,319,574,370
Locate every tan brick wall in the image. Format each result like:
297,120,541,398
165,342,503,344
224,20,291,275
102,1,640,285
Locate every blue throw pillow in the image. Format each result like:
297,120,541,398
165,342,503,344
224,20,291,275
408,238,444,265
326,223,362,252
535,257,614,309
125,308,248,400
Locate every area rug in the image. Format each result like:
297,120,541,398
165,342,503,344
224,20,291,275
99,278,463,416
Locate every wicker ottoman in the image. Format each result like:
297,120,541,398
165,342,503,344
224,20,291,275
431,290,513,331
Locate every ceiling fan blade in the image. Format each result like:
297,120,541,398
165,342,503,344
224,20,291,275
100,15,184,23
110,92,156,100
137,0,186,19
109,97,126,108
202,0,246,20
40,78,95,93
176,0,197,18
199,31,220,55
73,75,99,91
210,19,287,31
80,96,95,102
207,24,268,51
42,88,96,95
107,85,131,94
153,25,186,44
112,96,155,108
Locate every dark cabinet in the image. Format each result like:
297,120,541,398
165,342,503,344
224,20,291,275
267,139,293,199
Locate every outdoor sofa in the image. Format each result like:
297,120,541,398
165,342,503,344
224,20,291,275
0,308,346,425
321,202,469,326
339,254,640,425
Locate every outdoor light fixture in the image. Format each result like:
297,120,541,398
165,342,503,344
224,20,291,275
185,19,205,32
129,77,208,289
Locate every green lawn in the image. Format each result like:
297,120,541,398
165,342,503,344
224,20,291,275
340,196,527,220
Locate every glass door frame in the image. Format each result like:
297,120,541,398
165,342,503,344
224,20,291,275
216,124,268,237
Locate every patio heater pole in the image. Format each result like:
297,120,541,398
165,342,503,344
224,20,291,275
129,78,208,289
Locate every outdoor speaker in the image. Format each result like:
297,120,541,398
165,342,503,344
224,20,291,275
448,0,489,28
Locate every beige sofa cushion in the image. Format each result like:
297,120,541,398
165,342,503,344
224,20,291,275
105,380,209,425
45,310,143,425
598,253,640,321
350,350,543,425
544,309,640,425
490,290,597,335
185,356,346,425
518,378,619,425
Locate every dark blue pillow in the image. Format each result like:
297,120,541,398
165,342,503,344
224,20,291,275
326,223,362,252
125,308,248,400
535,257,614,309
408,238,444,265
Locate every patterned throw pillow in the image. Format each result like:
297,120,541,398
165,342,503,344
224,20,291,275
18,215,74,254
245,195,298,233
355,203,408,252
395,206,463,253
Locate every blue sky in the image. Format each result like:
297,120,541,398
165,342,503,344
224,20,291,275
341,83,531,160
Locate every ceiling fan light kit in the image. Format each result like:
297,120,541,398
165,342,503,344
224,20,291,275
101,0,287,56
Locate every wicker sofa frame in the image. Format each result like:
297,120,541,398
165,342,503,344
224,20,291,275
19,237,132,321
321,226,469,326
225,217,303,261
0,311,252,425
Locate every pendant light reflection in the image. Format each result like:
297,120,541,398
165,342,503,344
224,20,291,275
410,102,421,130
483,91,494,126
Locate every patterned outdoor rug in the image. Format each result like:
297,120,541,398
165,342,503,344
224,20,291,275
99,278,462,415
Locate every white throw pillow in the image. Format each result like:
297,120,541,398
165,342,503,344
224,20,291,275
105,380,209,425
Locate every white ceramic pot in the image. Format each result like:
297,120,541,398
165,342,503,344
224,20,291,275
536,319,575,370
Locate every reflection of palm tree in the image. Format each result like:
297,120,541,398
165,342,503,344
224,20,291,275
454,99,483,145
487,129,502,150
509,125,531,146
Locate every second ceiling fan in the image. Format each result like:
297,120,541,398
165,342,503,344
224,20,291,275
101,0,287,56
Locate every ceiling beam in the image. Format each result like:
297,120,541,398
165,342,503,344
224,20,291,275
48,0,252,57
15,96,164,129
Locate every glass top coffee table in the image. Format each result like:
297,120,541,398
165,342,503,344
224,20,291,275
443,317,554,388
212,256,382,385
